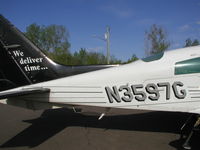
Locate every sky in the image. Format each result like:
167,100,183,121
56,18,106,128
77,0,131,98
1,0,200,61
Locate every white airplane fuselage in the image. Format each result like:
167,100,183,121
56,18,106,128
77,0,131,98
1,46,200,114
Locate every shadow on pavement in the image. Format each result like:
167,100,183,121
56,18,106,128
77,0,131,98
0,108,199,149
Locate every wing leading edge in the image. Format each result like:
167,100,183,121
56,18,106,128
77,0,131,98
0,87,50,99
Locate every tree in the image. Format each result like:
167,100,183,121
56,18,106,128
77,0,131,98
145,24,170,56
25,23,44,50
184,38,200,47
193,39,200,46
72,48,88,65
49,46,72,65
25,24,134,65
71,48,122,65
25,23,71,65
87,52,107,65
126,54,138,63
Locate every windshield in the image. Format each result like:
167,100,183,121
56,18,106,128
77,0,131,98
142,52,164,62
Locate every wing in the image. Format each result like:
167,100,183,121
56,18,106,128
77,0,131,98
0,88,50,99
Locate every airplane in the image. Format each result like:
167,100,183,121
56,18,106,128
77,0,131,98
0,15,200,149
0,15,117,92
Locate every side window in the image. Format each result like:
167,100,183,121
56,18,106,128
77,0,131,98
175,57,200,75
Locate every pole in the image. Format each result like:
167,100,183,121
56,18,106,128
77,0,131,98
106,26,110,64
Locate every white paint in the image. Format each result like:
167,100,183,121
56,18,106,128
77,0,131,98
1,46,200,115
12,50,48,71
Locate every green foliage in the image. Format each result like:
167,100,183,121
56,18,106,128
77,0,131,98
72,48,89,65
25,24,41,47
25,23,138,65
184,38,200,47
126,54,138,63
48,47,72,65
25,23,70,53
145,24,170,56
109,55,122,64
25,23,71,65
71,48,121,65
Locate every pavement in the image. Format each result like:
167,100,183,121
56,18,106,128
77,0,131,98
0,103,199,150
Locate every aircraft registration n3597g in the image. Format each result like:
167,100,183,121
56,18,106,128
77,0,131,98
0,15,200,149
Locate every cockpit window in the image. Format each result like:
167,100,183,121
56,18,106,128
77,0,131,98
175,57,200,75
142,52,164,62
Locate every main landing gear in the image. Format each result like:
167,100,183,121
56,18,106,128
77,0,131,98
180,114,200,150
